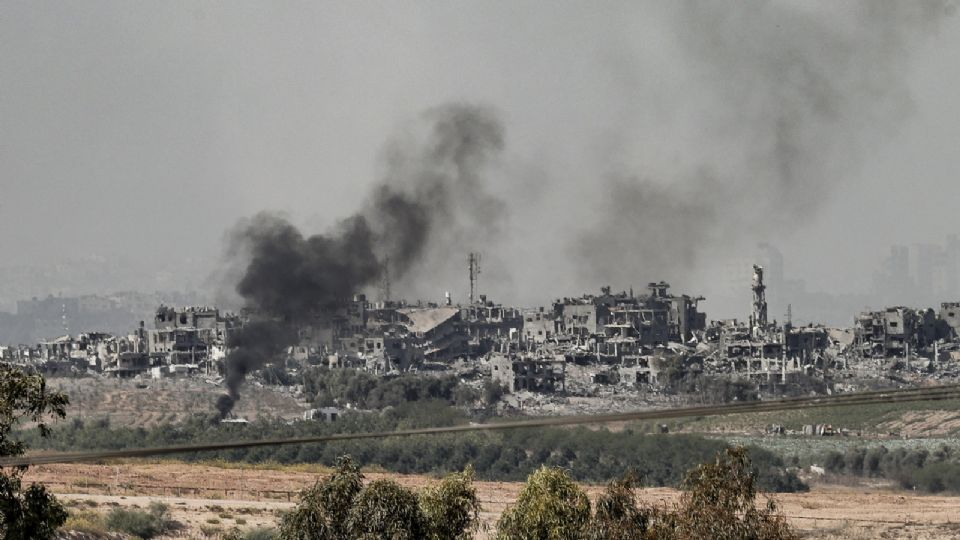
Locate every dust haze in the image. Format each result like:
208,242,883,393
2,1,959,323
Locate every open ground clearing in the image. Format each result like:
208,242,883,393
26,461,960,539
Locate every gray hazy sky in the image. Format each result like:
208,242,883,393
2,1,959,315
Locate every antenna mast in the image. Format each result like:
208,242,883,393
468,253,481,304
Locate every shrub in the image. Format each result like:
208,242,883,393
199,523,223,537
224,527,279,540
419,466,481,540
106,508,162,539
585,472,652,540
61,509,109,536
347,479,425,539
243,527,277,540
652,447,798,540
497,466,591,540
103,501,171,539
278,455,364,540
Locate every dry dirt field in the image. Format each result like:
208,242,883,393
25,461,960,539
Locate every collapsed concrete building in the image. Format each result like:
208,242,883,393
490,353,565,393
460,297,523,354
16,247,960,405
854,307,941,359
147,305,239,375
939,302,960,341
554,283,706,347
522,308,557,344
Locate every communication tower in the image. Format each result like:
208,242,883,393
468,253,481,304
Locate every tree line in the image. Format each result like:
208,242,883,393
300,367,502,409
819,444,960,493
276,447,797,540
21,400,806,492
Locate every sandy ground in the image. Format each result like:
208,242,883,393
25,461,960,539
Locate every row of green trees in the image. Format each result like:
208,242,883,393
820,445,960,493
300,367,503,409
22,401,806,491
278,456,479,540
278,448,797,540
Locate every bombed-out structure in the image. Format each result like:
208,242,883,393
12,254,960,408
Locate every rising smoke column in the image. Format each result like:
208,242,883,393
215,103,505,417
577,0,954,290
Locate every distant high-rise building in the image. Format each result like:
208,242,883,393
873,237,960,306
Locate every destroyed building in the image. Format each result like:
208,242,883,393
490,353,565,393
940,302,960,340
554,283,706,347
310,295,471,371
618,355,659,385
396,305,466,362
854,307,939,359
147,306,238,375
16,249,960,405
522,308,557,344
459,297,523,354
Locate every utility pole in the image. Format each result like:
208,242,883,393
468,253,481,304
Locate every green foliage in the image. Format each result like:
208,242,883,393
820,444,960,493
346,479,426,540
0,363,69,540
584,472,652,540
273,451,795,540
0,365,69,456
237,528,278,540
61,509,109,536
244,528,279,540
278,456,364,540
301,368,462,409
581,448,798,540
0,478,68,540
419,466,481,540
496,466,591,540
280,456,478,540
651,447,798,540
23,403,806,492
105,502,172,539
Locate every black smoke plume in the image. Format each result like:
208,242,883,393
577,0,954,291
215,103,504,417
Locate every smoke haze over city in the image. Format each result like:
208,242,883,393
2,1,960,325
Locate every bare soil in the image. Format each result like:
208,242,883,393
877,410,960,437
26,461,960,539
